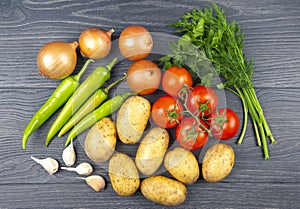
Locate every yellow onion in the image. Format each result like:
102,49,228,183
37,41,78,80
79,28,114,59
127,60,161,95
119,25,153,60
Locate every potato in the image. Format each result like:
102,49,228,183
164,147,199,184
135,127,169,175
84,117,116,162
202,143,235,182
116,96,151,144
141,175,187,206
108,152,140,196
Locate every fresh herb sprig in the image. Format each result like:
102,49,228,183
160,2,275,159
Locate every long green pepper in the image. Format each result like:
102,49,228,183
22,59,94,149
65,92,134,146
46,57,118,146
58,74,127,137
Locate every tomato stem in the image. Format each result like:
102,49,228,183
181,123,206,142
183,109,212,136
179,85,212,135
166,108,181,126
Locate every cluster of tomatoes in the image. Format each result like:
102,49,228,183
150,66,240,150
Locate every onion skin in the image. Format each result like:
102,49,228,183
119,25,153,60
127,60,161,95
79,28,114,59
37,41,78,80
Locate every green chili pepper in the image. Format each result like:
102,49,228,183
58,73,127,137
22,59,94,149
45,57,118,146
65,92,134,146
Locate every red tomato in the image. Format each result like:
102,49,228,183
186,85,218,118
210,108,240,140
162,66,193,98
151,95,183,129
176,117,209,150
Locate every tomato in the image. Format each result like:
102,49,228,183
209,108,240,140
162,66,193,98
176,117,209,150
186,85,218,118
151,95,183,129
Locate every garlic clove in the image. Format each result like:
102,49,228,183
31,156,59,175
75,162,93,175
62,139,76,166
84,175,106,192
61,162,93,176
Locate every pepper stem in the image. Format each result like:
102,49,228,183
73,59,95,81
104,73,127,94
105,57,118,71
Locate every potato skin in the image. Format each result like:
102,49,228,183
108,152,140,196
84,117,116,162
141,176,187,206
116,96,151,144
202,143,235,183
135,127,169,176
164,147,199,184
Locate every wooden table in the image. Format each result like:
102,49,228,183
0,0,299,208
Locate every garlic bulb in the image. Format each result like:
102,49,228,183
62,139,76,166
83,175,106,192
31,156,59,175
61,162,93,176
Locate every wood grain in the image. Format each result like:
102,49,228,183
0,182,299,208
0,0,299,208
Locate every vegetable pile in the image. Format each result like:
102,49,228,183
159,2,275,158
23,2,275,207
151,68,240,150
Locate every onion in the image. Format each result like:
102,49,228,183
37,41,78,80
127,60,161,95
119,25,153,60
79,28,114,59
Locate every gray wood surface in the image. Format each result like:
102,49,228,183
0,0,299,208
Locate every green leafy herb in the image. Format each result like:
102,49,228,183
159,2,275,159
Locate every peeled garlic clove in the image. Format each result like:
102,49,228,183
84,175,106,192
31,156,59,175
62,139,76,166
61,162,93,176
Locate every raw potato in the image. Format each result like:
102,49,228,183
108,152,140,196
84,117,116,162
164,147,199,184
202,143,235,183
116,96,151,144
135,127,169,176
141,175,187,206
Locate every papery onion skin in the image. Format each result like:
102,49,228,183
119,25,153,60
37,41,78,80
127,60,161,95
79,28,114,59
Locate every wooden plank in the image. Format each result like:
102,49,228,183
0,182,299,208
0,0,299,88
0,88,299,183
0,0,299,208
